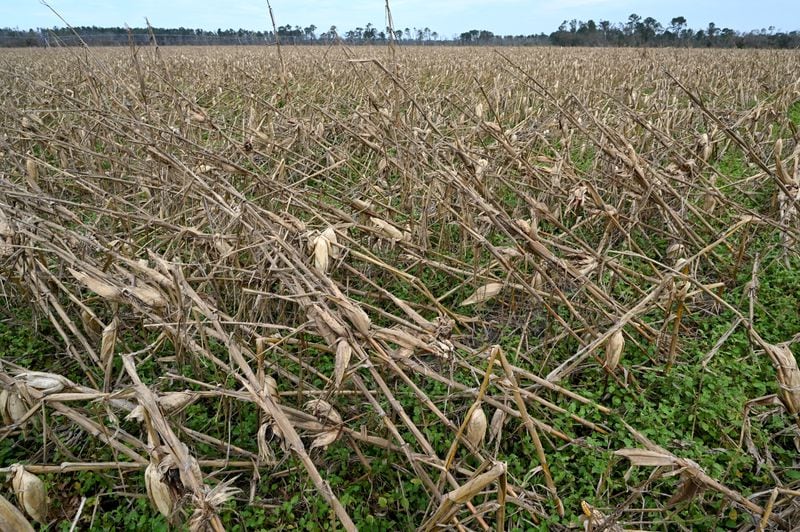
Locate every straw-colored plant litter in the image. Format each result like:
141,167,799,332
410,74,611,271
1,42,799,530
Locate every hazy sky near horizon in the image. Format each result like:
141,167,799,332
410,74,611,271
3,1,797,37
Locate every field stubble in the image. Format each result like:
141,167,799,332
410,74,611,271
0,44,799,530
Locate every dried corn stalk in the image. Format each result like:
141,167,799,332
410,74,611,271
0,493,34,532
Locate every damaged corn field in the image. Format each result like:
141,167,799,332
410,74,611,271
0,43,799,530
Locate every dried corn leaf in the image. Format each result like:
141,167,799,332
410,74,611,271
68,268,122,301
310,429,339,450
305,399,342,425
100,317,118,368
374,327,429,350
614,448,676,467
257,423,276,463
129,283,167,308
666,474,704,508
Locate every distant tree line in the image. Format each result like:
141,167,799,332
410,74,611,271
1,14,798,48
546,15,799,48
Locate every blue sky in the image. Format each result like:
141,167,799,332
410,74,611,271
2,1,796,37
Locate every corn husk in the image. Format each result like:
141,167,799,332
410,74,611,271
465,407,487,449
0,389,9,424
305,399,342,424
580,501,623,532
666,243,685,262
17,371,69,394
766,343,800,414
370,217,404,240
100,317,118,368
374,327,429,350
2,390,27,425
11,466,48,524
699,133,712,162
130,283,167,308
158,392,197,413
310,305,347,338
313,235,330,273
79,308,103,341
0,209,13,257
265,376,280,403
488,408,507,444
310,428,339,450
321,227,339,259
341,302,371,336
25,158,39,188
334,338,353,388
0,493,34,532
145,460,176,518
604,330,625,371
68,268,122,301
460,283,503,306
257,423,277,463
305,397,342,450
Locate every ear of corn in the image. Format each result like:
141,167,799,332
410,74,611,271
2,390,27,426
145,460,177,519
766,343,800,415
313,235,330,273
100,317,118,368
604,330,625,371
465,406,487,449
488,408,506,444
11,466,48,524
460,283,503,306
334,338,353,388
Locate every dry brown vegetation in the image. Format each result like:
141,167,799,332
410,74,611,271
0,43,799,530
